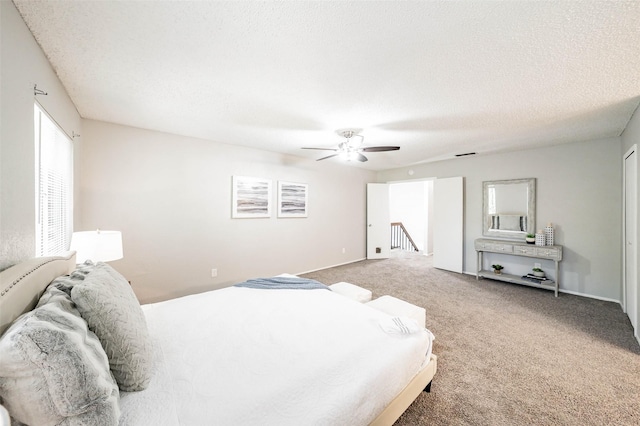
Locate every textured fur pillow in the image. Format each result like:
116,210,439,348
0,286,120,425
71,262,153,391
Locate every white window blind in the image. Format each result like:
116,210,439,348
34,103,73,257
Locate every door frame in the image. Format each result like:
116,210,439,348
387,177,436,256
623,144,638,339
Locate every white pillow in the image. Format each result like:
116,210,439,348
71,262,153,391
0,286,120,425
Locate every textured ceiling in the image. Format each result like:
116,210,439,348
13,0,640,171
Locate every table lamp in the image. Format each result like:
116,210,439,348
70,230,123,263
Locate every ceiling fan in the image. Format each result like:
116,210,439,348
302,129,400,162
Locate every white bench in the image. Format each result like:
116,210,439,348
367,295,426,328
329,282,372,303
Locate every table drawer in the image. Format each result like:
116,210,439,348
475,242,513,253
535,247,561,260
475,241,490,250
513,245,536,256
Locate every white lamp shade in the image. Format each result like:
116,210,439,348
70,230,123,263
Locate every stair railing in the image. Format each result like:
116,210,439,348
390,222,419,252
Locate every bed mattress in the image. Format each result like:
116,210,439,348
118,286,431,426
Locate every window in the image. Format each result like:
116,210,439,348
487,186,496,214
34,103,73,256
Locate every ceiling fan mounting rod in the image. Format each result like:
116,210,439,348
336,128,361,139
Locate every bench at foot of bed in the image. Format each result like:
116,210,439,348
329,282,372,303
366,295,426,328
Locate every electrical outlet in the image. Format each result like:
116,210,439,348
211,268,218,278
534,263,541,269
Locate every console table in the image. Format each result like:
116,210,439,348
475,238,563,296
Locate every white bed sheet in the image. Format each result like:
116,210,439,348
119,286,430,426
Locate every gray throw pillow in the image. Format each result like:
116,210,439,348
0,286,120,426
71,262,153,391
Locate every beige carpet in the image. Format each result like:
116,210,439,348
302,252,640,425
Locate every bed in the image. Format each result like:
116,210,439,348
0,252,437,425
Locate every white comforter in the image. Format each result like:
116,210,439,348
119,286,431,426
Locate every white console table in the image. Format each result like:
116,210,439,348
475,238,563,297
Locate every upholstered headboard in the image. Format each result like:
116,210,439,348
0,251,76,336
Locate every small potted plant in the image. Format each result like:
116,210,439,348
525,233,536,244
532,267,545,278
492,264,504,275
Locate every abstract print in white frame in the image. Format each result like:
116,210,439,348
232,176,272,218
278,181,308,218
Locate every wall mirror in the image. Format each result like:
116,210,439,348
482,178,536,239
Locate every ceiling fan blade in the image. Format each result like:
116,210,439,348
356,153,368,162
359,146,401,152
302,147,339,151
316,153,340,161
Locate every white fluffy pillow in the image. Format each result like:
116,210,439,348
0,286,120,425
71,262,153,391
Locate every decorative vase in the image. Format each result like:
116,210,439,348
533,270,545,278
535,231,546,246
525,237,535,244
545,223,554,246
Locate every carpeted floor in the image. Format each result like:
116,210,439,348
302,252,640,425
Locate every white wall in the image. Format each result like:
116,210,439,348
79,120,376,303
426,180,434,255
378,138,623,302
0,1,82,270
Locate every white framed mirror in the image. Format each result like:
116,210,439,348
482,178,536,239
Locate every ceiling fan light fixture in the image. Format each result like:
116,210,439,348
302,128,399,163
338,150,358,161
346,151,359,162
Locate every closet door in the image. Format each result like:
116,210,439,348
624,146,638,333
433,177,463,273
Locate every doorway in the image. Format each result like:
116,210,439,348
389,180,433,254
367,177,463,274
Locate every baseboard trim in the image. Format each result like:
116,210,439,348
462,270,622,305
296,258,367,276
558,288,621,305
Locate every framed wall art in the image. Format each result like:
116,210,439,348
278,181,308,218
232,176,272,218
